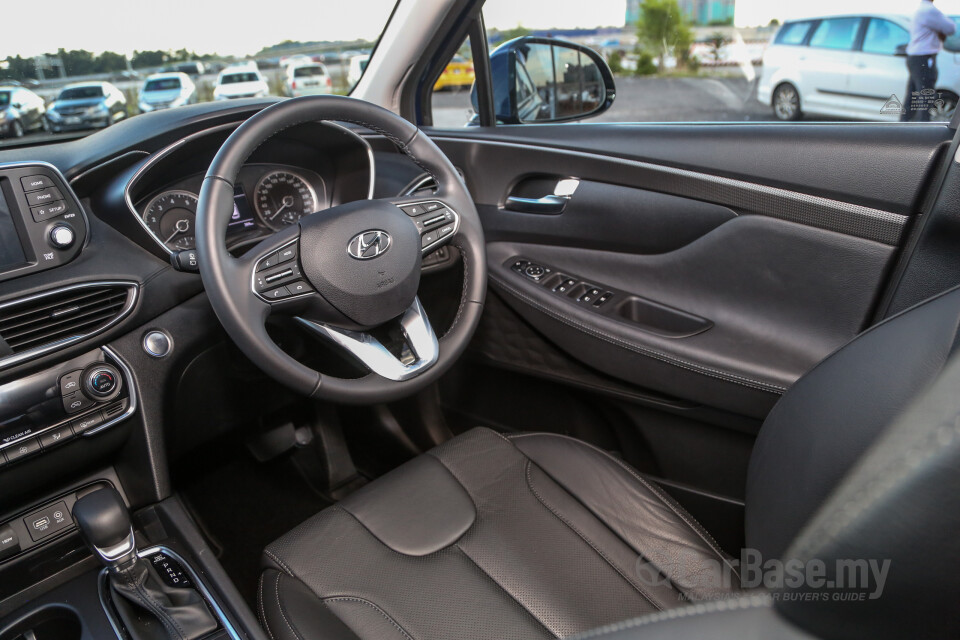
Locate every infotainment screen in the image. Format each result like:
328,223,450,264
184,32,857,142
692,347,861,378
0,188,27,271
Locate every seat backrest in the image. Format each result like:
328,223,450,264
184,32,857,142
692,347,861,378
745,285,960,559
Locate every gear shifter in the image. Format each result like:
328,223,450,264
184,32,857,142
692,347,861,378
72,488,218,640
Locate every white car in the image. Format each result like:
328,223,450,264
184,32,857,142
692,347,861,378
284,63,333,97
347,54,370,87
138,72,196,113
758,14,960,121
214,65,270,100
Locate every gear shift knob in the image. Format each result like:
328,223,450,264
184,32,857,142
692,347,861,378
72,487,137,569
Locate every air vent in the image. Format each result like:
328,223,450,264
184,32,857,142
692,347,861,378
0,282,137,365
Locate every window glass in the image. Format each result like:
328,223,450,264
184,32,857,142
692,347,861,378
809,18,861,51
862,20,909,56
0,0,398,147
430,36,477,127
775,21,813,46
58,86,104,100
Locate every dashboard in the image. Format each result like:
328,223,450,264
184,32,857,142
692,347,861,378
135,164,327,252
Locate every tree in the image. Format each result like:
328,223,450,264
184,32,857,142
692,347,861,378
635,0,693,72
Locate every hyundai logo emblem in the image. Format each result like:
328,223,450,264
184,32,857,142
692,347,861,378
347,230,392,260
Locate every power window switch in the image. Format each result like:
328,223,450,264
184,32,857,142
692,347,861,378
553,278,577,294
593,292,613,307
578,288,602,303
510,260,529,273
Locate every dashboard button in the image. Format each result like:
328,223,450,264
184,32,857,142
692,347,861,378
83,366,120,399
59,370,82,396
4,437,41,464
31,200,68,222
20,175,54,192
40,424,74,450
0,524,19,561
72,411,105,434
25,187,63,206
48,224,75,249
62,391,95,414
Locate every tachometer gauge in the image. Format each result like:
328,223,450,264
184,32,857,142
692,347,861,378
143,190,197,251
254,170,318,231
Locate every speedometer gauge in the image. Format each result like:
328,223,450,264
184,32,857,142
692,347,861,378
143,190,198,251
254,170,318,231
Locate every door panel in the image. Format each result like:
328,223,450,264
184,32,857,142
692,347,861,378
428,124,950,418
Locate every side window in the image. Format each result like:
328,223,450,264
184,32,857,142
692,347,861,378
862,19,909,56
809,18,862,51
429,36,477,127
775,21,814,46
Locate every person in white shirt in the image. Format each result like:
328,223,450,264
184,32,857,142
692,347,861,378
902,0,957,121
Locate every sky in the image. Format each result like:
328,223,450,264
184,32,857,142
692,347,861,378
6,0,960,60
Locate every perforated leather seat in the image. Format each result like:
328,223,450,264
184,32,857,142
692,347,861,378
259,286,960,640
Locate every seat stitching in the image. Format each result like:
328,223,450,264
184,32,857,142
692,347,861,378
524,460,667,610
258,573,277,640
509,432,740,582
567,594,772,639
322,596,415,640
274,573,307,640
489,275,786,393
264,548,296,577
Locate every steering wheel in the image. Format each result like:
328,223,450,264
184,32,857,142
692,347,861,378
196,96,486,403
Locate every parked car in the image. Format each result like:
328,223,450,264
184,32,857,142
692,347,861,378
213,65,270,100
45,82,126,133
176,61,205,77
433,54,475,91
0,86,46,138
758,13,960,121
138,72,196,113
347,54,370,86
284,63,333,97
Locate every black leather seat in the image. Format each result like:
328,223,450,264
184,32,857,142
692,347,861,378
259,286,960,640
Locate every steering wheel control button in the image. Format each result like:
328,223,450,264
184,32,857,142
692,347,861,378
421,232,437,248
257,252,280,271
143,331,173,358
59,370,82,396
39,424,75,450
402,204,427,216
277,245,297,263
264,286,291,300
5,437,41,464
285,281,310,296
72,411,106,434
31,200,68,223
21,174,55,192
62,391,95,414
83,365,121,399
48,224,76,249
437,224,454,239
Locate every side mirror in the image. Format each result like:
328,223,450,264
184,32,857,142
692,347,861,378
473,37,616,125
894,44,908,57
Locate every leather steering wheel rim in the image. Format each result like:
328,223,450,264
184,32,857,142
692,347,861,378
196,96,486,403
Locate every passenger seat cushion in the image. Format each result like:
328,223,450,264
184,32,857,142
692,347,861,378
260,428,740,640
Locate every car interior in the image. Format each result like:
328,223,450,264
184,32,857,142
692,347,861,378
0,1,959,639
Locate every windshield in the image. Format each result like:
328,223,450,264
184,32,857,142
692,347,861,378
57,86,103,100
221,72,260,84
143,78,181,92
0,0,397,146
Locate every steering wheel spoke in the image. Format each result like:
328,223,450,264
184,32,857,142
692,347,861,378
389,197,461,256
296,297,439,381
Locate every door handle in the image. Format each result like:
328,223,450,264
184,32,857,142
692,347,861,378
505,195,568,215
